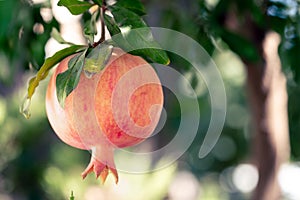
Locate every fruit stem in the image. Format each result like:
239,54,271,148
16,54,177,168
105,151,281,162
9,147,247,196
93,0,106,48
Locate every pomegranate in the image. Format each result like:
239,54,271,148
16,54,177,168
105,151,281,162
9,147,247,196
46,48,163,183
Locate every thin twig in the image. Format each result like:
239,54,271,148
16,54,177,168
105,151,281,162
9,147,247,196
93,0,106,47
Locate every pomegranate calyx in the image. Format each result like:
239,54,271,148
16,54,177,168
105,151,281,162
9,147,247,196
81,146,119,184
81,156,119,184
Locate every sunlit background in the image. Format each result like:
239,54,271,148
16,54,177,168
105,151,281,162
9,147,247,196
1,0,300,199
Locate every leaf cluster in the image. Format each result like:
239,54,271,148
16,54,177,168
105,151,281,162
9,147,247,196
21,0,170,116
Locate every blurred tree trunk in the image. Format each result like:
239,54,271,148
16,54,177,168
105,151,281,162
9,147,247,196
246,32,290,200
221,3,291,197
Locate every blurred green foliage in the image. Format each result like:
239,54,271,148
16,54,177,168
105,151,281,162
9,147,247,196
0,0,300,199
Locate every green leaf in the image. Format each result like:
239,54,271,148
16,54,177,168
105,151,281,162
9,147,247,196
56,49,87,107
114,0,146,16
104,14,132,49
84,43,113,78
124,28,170,65
51,27,75,45
92,0,102,7
57,0,93,15
84,10,98,44
106,6,170,65
21,45,87,119
109,5,146,28
26,45,87,100
104,14,122,36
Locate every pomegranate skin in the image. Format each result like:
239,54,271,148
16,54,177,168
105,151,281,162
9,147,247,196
95,49,163,148
46,48,163,183
46,56,86,150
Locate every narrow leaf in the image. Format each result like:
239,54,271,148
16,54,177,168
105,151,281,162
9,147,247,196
84,10,98,44
56,49,87,107
104,14,132,49
104,14,122,36
109,5,146,28
51,27,75,45
84,44,113,78
26,45,87,100
21,45,87,119
92,0,102,6
57,0,93,15
114,0,146,16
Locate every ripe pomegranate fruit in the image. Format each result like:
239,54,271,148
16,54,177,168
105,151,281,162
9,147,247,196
46,48,163,183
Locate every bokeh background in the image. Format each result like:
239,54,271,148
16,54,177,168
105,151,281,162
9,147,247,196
1,0,300,199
